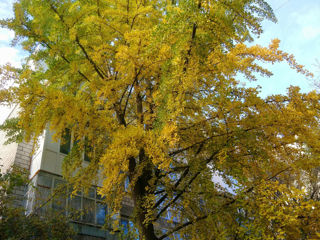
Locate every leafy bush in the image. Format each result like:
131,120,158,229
0,167,76,240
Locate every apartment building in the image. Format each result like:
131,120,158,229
0,106,135,240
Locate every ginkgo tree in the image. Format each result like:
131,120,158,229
1,0,320,239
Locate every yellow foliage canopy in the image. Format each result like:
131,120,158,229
1,0,320,239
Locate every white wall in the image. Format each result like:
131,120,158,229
0,129,18,173
0,105,20,173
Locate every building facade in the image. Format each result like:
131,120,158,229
0,106,135,240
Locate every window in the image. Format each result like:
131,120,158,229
53,193,66,213
59,130,92,163
124,176,130,191
121,219,129,235
96,203,107,225
60,129,71,154
83,198,95,224
34,172,108,226
38,174,53,188
82,187,96,224
85,187,96,198
69,195,82,220
36,186,51,215
120,218,139,239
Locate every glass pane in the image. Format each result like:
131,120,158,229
84,187,95,199
124,177,130,191
38,174,52,188
83,198,95,224
121,219,129,235
96,203,107,225
54,178,66,189
37,186,51,202
52,194,66,214
60,129,71,154
68,196,81,221
36,186,51,215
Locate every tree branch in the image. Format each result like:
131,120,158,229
49,3,106,80
158,214,208,240
157,166,292,239
155,151,218,220
75,36,106,80
25,28,92,83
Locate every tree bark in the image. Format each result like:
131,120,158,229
129,149,158,240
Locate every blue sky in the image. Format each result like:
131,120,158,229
246,0,320,97
0,0,25,67
0,0,320,123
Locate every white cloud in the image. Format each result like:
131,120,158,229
0,0,14,19
0,1,23,68
0,46,21,67
0,28,15,42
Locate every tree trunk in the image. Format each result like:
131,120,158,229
129,149,158,240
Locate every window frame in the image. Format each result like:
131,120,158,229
59,130,92,163
35,172,107,226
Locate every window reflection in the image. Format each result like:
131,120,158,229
83,198,95,224
68,195,81,221
96,203,107,225
53,194,66,214
35,172,108,226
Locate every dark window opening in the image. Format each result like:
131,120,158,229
60,128,71,154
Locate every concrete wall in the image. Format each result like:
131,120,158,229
38,128,93,178
41,129,64,175
29,131,46,178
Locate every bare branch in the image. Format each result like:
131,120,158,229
158,215,208,240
